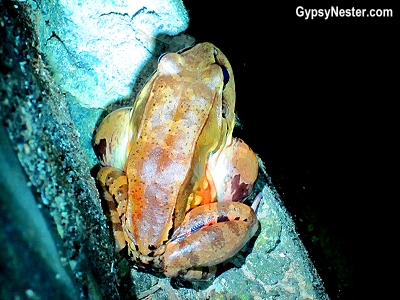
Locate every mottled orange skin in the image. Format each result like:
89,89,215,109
94,43,259,280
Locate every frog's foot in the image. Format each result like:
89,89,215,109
178,266,217,281
96,166,129,251
93,107,132,170
162,202,259,279
208,137,259,202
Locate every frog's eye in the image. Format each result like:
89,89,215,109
213,49,230,85
221,66,230,86
158,52,168,62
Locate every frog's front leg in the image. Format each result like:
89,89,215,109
93,107,133,170
162,202,259,279
96,166,129,251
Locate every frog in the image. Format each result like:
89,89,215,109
93,42,260,280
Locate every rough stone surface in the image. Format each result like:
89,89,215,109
1,3,117,298
0,125,80,300
1,1,328,299
32,0,189,109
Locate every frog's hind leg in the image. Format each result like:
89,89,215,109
93,107,133,171
96,166,129,251
208,137,259,203
162,202,259,280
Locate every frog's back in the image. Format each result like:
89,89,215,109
125,71,218,255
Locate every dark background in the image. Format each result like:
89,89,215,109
183,2,396,299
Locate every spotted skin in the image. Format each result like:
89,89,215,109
93,43,260,280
